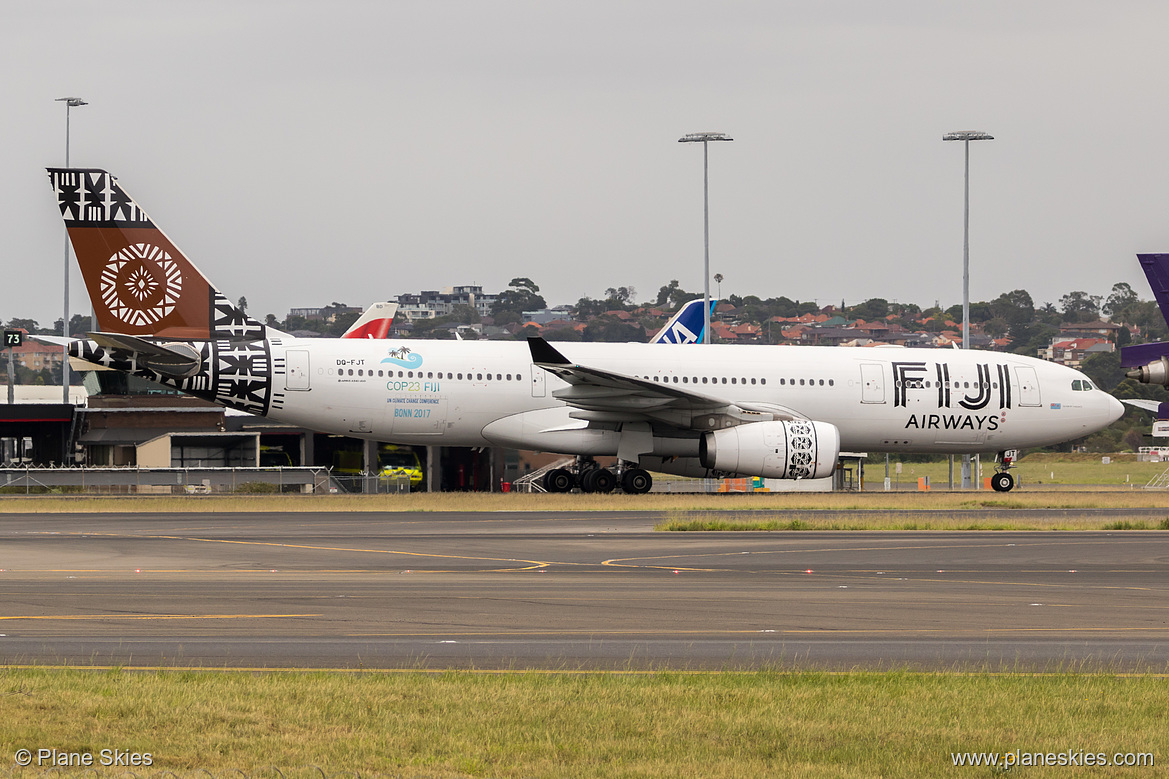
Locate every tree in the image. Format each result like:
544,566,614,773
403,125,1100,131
655,280,680,307
603,286,637,310
6,318,40,334
653,280,700,310
1103,282,1138,319
989,290,1034,325
1059,290,1102,323
849,298,889,321
492,277,545,319
982,317,1009,338
237,296,248,312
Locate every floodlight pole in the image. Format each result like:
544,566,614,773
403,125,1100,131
56,97,87,405
679,132,733,344
943,130,994,489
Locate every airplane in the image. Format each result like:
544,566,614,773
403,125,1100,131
43,167,1124,493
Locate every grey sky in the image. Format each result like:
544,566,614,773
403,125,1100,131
4,1,1168,325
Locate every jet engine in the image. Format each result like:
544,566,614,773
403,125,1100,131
699,419,840,480
1126,356,1169,386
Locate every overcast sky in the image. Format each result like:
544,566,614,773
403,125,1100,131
5,1,1169,325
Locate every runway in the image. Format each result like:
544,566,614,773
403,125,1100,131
2,510,1168,670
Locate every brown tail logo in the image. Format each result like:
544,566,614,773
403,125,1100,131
47,168,264,341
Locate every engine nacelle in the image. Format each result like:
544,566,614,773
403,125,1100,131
1127,356,1169,386
699,420,841,480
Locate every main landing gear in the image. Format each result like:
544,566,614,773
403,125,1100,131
991,449,1018,492
542,457,653,495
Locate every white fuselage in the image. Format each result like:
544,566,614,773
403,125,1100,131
265,337,1123,455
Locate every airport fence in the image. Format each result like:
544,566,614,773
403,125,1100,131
0,466,337,495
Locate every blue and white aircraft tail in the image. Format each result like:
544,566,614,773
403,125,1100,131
650,298,717,344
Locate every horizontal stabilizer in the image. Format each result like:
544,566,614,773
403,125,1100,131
89,333,202,378
24,334,74,347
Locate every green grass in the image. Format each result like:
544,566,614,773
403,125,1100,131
0,668,1164,778
887,452,1165,488
657,509,1169,532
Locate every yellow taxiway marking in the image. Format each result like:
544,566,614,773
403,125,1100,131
67,531,553,570
0,613,321,621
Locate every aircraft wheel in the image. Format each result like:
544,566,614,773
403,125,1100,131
544,468,575,493
579,468,599,493
591,468,617,494
621,468,653,495
991,472,1014,493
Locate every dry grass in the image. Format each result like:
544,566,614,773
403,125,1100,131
0,668,1164,778
4,489,1169,514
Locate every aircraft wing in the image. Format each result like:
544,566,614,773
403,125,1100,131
527,337,795,429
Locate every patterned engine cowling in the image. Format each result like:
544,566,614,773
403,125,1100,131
699,420,841,480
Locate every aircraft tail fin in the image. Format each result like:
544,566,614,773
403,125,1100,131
1137,254,1169,330
650,298,717,344
1121,253,1169,379
342,302,399,339
46,168,265,341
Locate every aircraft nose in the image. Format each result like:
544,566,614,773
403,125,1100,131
1106,393,1125,423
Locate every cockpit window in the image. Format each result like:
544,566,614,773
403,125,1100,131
1071,380,1094,391
1083,381,1094,391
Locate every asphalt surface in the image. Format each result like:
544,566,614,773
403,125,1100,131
2,510,1168,670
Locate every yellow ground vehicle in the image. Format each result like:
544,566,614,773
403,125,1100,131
377,444,424,490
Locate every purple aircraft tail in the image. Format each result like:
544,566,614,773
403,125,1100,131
1121,253,1169,386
